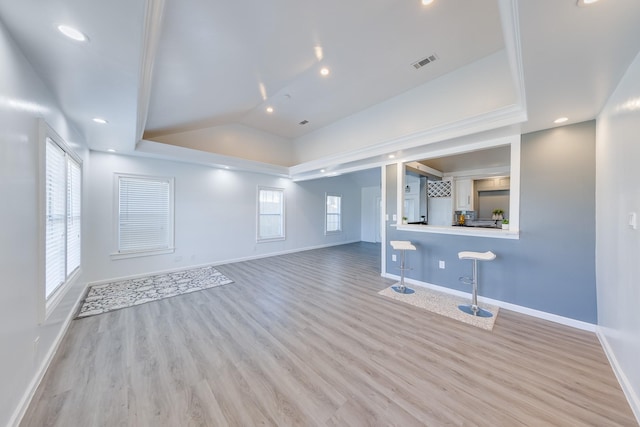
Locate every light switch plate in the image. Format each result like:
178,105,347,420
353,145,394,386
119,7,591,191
629,212,637,230
392,214,397,221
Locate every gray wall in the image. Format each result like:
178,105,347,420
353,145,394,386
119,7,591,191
386,121,597,323
85,152,372,283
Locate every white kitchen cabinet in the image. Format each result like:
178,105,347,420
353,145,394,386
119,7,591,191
455,178,474,211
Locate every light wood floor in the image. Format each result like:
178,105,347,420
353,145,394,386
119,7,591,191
22,243,637,426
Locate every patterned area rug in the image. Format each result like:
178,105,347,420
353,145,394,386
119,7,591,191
378,285,499,331
77,266,233,318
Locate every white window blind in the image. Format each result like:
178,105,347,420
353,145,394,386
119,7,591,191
66,158,81,273
45,140,66,297
257,187,284,241
45,137,81,299
118,175,173,254
326,194,342,233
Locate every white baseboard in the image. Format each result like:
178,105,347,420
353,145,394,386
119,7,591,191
382,273,596,332
88,240,362,286
9,284,88,427
596,328,640,425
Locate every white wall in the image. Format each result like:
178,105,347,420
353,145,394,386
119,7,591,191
150,123,295,166
0,21,89,426
85,151,366,283
596,50,640,420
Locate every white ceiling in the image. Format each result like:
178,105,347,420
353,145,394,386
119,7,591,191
145,0,504,139
420,146,511,174
0,0,639,176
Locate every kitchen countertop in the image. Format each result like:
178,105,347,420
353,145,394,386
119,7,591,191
393,223,519,239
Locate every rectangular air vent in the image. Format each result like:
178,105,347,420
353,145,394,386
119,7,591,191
412,54,438,70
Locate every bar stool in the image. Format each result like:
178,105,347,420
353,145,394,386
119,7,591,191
458,251,496,317
390,240,416,294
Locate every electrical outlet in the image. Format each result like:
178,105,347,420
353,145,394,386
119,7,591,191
439,260,445,269
392,254,397,262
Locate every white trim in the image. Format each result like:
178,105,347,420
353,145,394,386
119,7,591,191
381,166,387,278
256,186,286,242
87,240,362,286
112,173,175,258
9,285,87,427
396,162,404,226
289,104,527,177
136,0,166,142
596,328,640,425
498,0,527,109
324,193,343,235
134,139,291,177
382,273,596,332
38,119,84,323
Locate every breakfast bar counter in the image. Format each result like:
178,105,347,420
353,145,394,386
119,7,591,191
394,223,519,239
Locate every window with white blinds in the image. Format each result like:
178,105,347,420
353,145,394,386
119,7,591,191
45,137,82,299
325,194,342,234
116,174,174,255
257,187,285,241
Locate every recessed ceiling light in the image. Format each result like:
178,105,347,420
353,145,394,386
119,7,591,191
107,148,116,153
320,67,330,76
224,166,230,169
576,0,598,6
57,25,88,42
388,154,395,159
554,117,569,124
421,0,435,5
320,169,326,173
266,106,274,113
92,117,108,124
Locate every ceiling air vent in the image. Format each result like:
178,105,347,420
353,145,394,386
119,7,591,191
299,120,309,125
412,54,438,70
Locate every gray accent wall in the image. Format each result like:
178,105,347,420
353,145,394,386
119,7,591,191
386,121,597,323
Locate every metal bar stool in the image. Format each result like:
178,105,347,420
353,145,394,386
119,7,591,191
390,240,416,294
458,250,496,317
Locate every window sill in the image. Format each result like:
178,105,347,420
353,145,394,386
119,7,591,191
42,268,81,323
110,247,175,260
256,237,286,243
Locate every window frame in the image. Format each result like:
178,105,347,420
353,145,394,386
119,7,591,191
325,193,343,235
111,173,175,260
38,121,82,321
256,186,285,242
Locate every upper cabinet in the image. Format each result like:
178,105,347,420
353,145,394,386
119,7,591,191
455,178,474,211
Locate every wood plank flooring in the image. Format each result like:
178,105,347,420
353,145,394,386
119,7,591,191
21,242,637,426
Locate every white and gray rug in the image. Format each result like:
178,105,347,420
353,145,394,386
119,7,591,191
77,266,233,318
378,285,499,331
